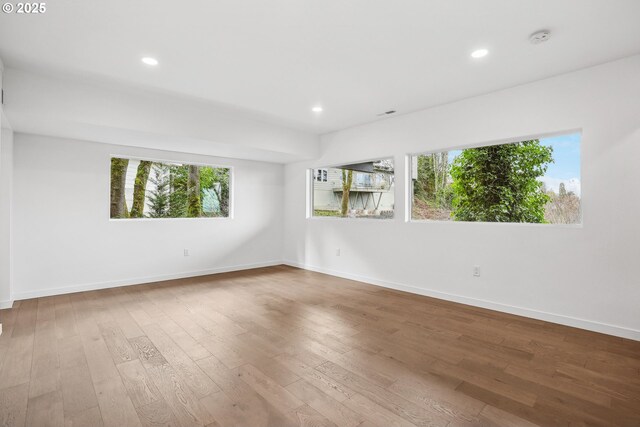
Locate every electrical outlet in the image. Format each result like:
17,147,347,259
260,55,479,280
184,249,190,257
473,266,480,277
336,248,341,256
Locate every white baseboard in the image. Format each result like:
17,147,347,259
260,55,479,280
284,260,640,342
11,260,282,301
0,300,13,309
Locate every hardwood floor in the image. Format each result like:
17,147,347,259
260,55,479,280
0,265,639,427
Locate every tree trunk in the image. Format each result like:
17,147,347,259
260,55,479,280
110,158,129,218
130,160,152,218
187,165,202,217
213,181,229,217
432,154,439,204
340,170,353,216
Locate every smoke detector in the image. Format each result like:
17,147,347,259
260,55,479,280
529,30,551,44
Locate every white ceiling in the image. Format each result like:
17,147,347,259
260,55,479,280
1,0,639,134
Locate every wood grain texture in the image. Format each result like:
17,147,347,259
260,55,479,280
0,265,638,426
0,383,29,427
117,359,163,408
25,390,64,427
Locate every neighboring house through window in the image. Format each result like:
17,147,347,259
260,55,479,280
311,159,395,219
314,168,328,182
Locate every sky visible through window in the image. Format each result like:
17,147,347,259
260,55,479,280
448,133,581,197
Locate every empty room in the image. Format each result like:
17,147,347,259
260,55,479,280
0,1,639,426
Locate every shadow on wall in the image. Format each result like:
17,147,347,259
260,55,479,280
303,220,395,283
198,220,282,272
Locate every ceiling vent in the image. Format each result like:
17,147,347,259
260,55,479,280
529,30,551,44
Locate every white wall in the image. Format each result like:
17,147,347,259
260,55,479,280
4,68,320,164
283,55,640,340
0,55,14,309
0,128,13,309
12,134,284,299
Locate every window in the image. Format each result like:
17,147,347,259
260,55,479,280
110,157,230,219
410,132,581,224
312,158,394,219
314,168,328,182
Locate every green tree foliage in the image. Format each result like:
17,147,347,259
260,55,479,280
450,140,553,223
187,165,202,217
413,153,452,209
110,157,129,218
130,160,152,218
340,169,353,216
200,166,230,217
168,165,188,217
146,163,170,218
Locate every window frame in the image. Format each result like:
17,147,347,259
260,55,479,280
108,154,234,221
406,129,583,227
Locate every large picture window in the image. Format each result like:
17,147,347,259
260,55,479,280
110,157,230,219
312,158,394,219
410,132,581,224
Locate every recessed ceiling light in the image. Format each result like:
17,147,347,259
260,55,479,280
311,106,323,113
141,57,159,66
470,49,489,59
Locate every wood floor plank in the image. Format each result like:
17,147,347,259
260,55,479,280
142,323,220,398
99,321,139,365
135,398,180,427
0,301,37,389
198,334,249,370
249,356,301,387
29,371,61,400
0,383,29,427
82,336,121,385
477,404,539,427
104,288,145,339
30,299,59,384
53,296,77,341
428,359,538,407
155,316,211,361
285,379,364,427
236,364,304,413
322,349,397,388
93,375,142,427
198,391,242,427
139,357,212,427
130,335,168,366
63,406,103,427
274,354,357,403
316,361,450,427
117,359,163,408
342,393,417,427
59,363,99,416
0,334,35,389
0,266,637,426
387,373,486,422
58,335,86,370
287,403,337,427
26,390,64,427
196,355,295,427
